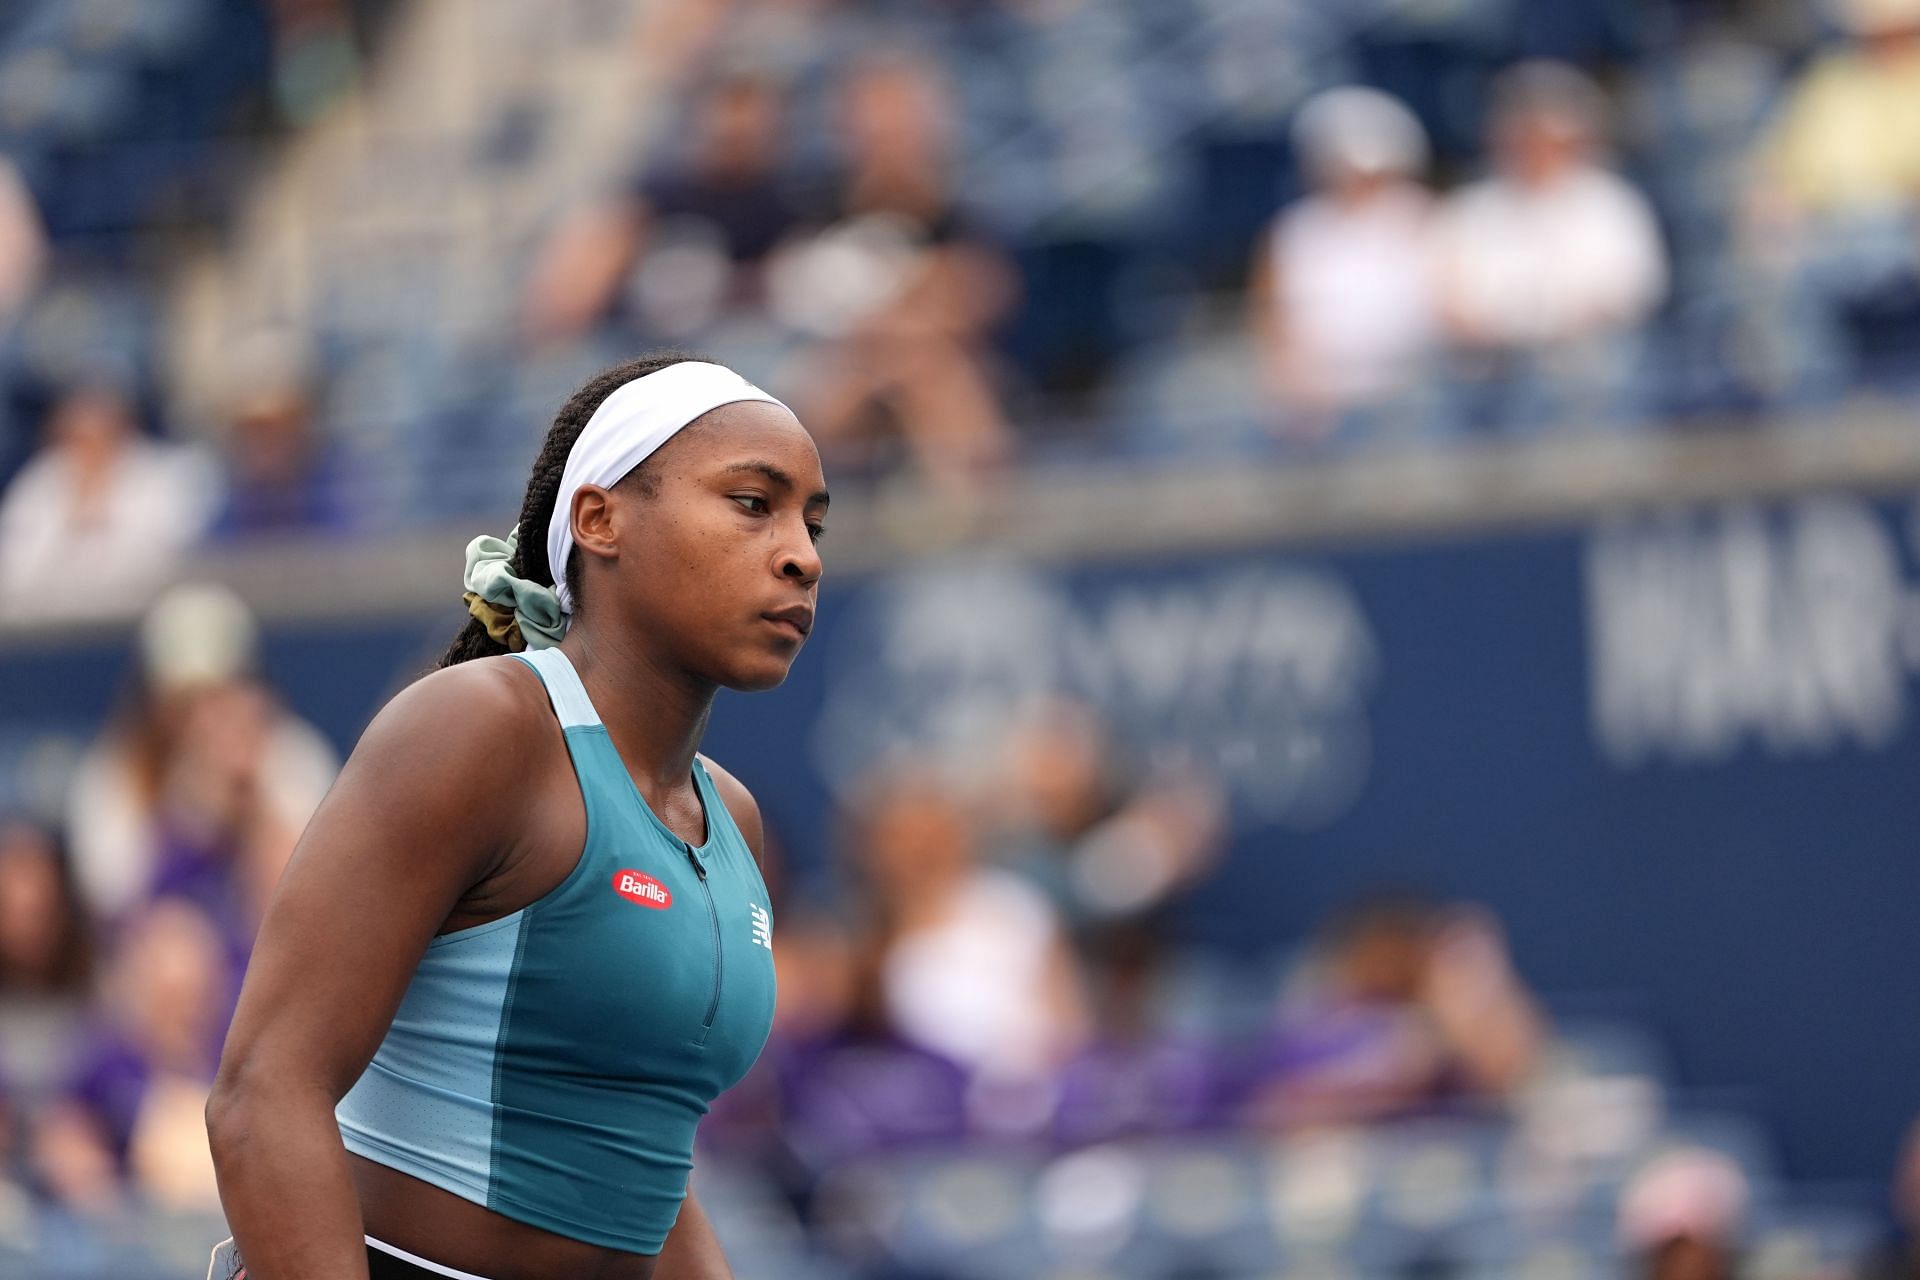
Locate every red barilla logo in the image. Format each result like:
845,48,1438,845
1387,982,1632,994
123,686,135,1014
612,870,671,909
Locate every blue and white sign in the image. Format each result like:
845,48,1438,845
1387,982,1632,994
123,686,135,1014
810,558,1378,828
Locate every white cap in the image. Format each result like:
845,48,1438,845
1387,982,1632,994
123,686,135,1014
1292,87,1430,181
138,581,259,693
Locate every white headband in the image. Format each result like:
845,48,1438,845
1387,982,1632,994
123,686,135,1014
546,361,786,615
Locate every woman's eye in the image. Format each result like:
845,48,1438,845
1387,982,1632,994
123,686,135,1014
732,495,770,514
807,524,827,544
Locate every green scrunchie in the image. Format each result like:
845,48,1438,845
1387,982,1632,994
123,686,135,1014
462,528,568,651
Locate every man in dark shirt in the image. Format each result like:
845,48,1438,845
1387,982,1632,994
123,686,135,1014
519,74,800,344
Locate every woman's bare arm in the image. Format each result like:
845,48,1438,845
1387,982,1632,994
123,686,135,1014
206,660,545,1279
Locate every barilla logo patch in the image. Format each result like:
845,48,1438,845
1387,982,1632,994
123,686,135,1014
612,870,672,909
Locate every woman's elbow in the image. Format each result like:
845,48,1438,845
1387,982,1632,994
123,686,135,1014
204,1067,256,1165
206,1054,348,1153
205,1058,302,1164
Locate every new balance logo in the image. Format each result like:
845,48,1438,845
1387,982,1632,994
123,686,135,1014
749,903,772,949
612,870,672,909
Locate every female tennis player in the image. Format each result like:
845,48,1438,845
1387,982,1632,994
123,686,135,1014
205,354,827,1279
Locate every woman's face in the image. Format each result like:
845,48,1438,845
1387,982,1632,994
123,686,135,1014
115,898,228,1069
573,400,828,692
859,778,975,904
0,826,65,981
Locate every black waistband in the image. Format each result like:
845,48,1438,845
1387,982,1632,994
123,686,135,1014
367,1240,485,1279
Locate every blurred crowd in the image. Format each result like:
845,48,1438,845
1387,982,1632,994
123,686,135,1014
2,0,1920,622
0,583,332,1232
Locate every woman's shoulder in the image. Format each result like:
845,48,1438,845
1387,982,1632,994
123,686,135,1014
349,655,556,784
387,652,548,720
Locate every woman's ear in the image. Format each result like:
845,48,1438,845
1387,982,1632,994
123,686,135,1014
570,484,620,565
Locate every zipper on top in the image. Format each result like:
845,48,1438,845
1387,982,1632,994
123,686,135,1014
687,843,722,1041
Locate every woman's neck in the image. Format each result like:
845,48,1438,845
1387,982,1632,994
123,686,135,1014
558,624,714,795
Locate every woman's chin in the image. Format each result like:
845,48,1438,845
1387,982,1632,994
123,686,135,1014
720,656,797,693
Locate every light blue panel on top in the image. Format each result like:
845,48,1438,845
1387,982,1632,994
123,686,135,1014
513,649,600,728
335,910,525,1202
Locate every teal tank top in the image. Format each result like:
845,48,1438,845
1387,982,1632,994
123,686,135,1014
335,647,778,1254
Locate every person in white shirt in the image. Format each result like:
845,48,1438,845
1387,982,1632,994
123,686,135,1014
64,582,338,930
1251,87,1444,447
0,383,220,623
1434,62,1669,431
851,762,1089,1090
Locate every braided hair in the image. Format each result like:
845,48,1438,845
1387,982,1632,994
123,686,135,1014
439,352,699,667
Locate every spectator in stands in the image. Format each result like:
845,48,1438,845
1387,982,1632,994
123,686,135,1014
0,382,221,623
1434,62,1668,431
843,759,1088,1094
987,696,1225,932
1618,1147,1750,1280
1757,0,1920,220
212,346,346,536
975,701,1229,1142
744,914,976,1170
520,74,801,347
30,898,231,1213
0,820,91,1000
1742,0,1920,401
769,53,1017,489
0,819,94,1105
63,584,337,952
1250,87,1443,447
1050,919,1227,1146
1245,894,1545,1129
745,763,1079,1164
